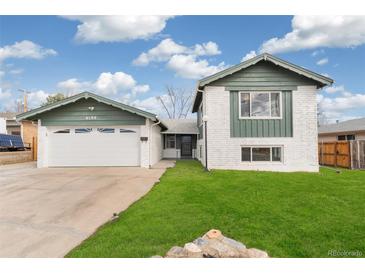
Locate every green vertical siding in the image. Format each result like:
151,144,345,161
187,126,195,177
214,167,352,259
230,91,293,137
36,98,146,126
211,61,317,90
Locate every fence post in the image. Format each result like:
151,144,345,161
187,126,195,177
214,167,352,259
357,140,361,169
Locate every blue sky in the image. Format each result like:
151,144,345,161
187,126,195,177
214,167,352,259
0,15,365,122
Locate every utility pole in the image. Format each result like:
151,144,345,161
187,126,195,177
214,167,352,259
18,89,30,113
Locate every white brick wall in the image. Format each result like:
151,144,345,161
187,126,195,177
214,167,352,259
204,85,319,172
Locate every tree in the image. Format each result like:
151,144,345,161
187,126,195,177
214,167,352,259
156,86,193,119
41,93,66,106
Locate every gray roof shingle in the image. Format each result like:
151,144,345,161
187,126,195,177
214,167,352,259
318,118,365,134
161,119,198,134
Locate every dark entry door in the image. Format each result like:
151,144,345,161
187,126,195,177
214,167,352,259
181,135,192,157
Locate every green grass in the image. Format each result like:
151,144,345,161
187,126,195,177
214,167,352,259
67,160,365,258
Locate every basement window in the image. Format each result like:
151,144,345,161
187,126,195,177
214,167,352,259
241,146,282,162
97,128,115,133
53,129,70,134
120,129,136,133
75,128,93,133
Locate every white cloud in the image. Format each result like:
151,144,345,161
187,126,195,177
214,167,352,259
57,78,91,94
0,88,12,101
9,68,24,75
241,50,257,62
316,58,329,66
27,90,50,108
131,96,163,116
311,49,325,57
324,85,345,94
57,71,149,97
260,16,365,54
318,85,365,122
0,40,57,62
167,54,227,79
64,16,172,43
133,38,221,66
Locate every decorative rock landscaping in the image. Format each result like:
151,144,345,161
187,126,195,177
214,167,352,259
155,229,270,258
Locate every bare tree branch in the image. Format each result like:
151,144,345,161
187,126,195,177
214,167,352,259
158,86,194,119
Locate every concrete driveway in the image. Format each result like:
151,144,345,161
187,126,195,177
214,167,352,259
0,161,174,258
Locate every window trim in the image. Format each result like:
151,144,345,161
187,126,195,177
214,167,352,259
241,146,283,163
238,91,282,120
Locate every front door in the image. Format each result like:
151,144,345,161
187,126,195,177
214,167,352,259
180,135,192,157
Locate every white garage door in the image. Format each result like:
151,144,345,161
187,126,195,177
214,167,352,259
47,126,140,167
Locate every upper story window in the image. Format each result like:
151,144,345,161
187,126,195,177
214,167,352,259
165,134,176,149
239,91,281,119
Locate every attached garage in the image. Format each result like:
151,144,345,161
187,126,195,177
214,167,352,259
16,92,166,168
47,126,140,167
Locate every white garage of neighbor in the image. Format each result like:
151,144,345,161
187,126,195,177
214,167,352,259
16,92,166,168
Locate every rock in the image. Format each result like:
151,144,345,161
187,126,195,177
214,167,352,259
165,246,187,258
221,236,246,252
183,243,203,258
201,238,241,258
151,255,163,258
245,248,269,258
203,229,223,240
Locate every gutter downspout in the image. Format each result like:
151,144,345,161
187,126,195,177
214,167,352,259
149,118,161,169
196,88,208,171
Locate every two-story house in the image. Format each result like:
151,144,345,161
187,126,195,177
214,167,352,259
192,53,333,172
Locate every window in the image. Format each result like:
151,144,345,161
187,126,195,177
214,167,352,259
120,129,136,133
239,92,281,118
165,134,176,149
337,134,355,141
54,129,70,134
252,147,271,161
241,146,282,162
75,128,92,133
97,128,115,133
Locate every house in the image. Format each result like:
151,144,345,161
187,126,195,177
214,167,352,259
16,53,333,172
192,53,333,172
0,112,21,135
318,118,365,142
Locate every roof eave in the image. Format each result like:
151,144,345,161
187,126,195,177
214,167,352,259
16,91,158,122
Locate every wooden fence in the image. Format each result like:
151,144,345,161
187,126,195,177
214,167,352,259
318,140,365,169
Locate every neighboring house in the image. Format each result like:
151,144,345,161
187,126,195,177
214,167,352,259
318,118,365,142
192,53,333,172
0,112,21,135
161,119,198,159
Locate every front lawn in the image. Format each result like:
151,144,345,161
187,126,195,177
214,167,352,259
67,160,365,258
